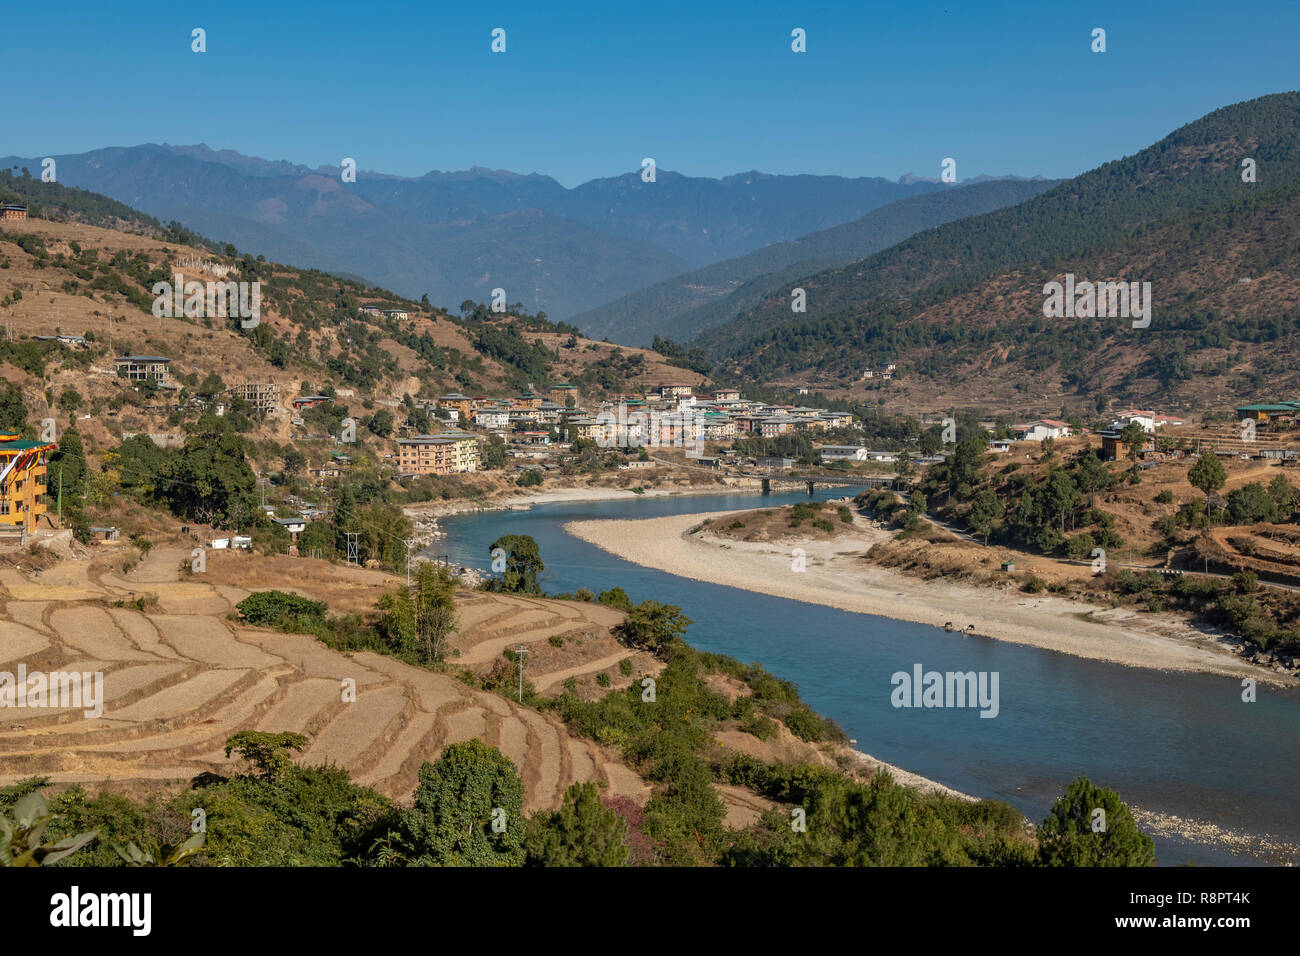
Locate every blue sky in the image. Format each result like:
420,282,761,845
6,0,1297,186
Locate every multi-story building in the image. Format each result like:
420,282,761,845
396,436,456,475
1,204,28,221
0,434,55,535
436,393,474,421
436,431,481,472
228,382,280,416
474,408,510,430
548,383,580,408
115,355,172,383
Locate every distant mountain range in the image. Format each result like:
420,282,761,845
0,145,1035,322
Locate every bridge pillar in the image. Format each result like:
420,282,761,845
806,480,815,495
761,478,770,495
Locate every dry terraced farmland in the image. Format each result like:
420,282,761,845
0,545,652,812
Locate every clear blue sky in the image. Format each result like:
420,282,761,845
6,0,1297,186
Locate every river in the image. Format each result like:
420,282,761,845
434,488,1300,866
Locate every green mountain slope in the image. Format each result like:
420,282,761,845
701,92,1300,367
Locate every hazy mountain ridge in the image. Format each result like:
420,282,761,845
2,145,1029,320
574,178,1060,345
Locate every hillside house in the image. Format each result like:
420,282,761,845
1015,419,1072,442
292,395,331,410
1,204,28,221
115,355,172,384
0,434,55,536
1236,403,1300,424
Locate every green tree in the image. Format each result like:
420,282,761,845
365,409,394,437
487,534,545,594
1188,454,1226,497
1119,420,1148,461
412,562,457,663
967,487,1004,544
0,381,26,432
482,433,507,469
1268,473,1295,515
159,414,258,526
57,387,82,413
597,586,634,612
620,601,692,656
1038,776,1155,866
195,372,225,403
51,427,86,501
224,731,309,781
524,782,629,867
398,740,525,866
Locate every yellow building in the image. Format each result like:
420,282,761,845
396,432,480,475
0,434,55,535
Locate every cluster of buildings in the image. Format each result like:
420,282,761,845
357,306,411,321
387,382,859,474
860,363,898,381
564,384,853,448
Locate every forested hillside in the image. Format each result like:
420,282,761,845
722,179,1300,410
701,92,1300,392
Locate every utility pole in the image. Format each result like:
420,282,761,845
404,538,414,586
515,645,528,702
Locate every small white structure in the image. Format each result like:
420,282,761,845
1015,419,1072,442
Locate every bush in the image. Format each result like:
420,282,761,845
1232,569,1259,593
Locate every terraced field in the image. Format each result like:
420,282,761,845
0,546,651,812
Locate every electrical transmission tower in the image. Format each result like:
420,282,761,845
345,532,359,566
